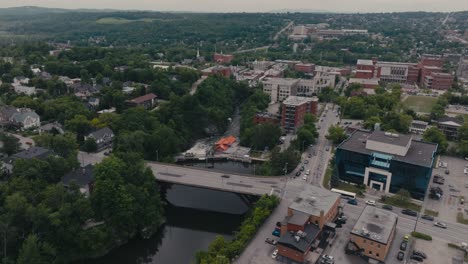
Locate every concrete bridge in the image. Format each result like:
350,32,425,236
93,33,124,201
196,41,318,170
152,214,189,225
146,162,286,196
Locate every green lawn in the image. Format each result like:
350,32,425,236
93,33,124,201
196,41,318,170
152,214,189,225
402,95,438,113
96,17,155,24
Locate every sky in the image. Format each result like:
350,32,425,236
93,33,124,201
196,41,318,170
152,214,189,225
0,0,467,13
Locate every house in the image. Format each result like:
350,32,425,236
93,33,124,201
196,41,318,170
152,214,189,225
2,147,53,174
85,127,114,151
40,122,65,135
61,165,94,196
126,93,157,110
0,106,40,129
88,97,100,109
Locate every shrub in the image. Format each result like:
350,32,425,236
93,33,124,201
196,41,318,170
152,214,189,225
411,232,432,241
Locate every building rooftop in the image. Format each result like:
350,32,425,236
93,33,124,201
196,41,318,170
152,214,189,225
283,96,318,106
289,185,340,217
437,116,463,126
351,206,398,245
12,147,52,160
61,164,94,188
367,130,412,147
338,130,437,167
278,224,320,253
357,59,374,66
349,78,380,86
263,77,299,86
128,93,157,104
87,127,114,140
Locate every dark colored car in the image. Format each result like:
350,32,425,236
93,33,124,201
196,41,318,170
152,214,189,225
295,171,301,177
413,250,427,259
308,154,312,158
304,160,309,164
382,204,393,211
421,214,434,221
400,241,407,251
445,169,450,175
401,209,418,217
410,254,424,262
347,199,358,205
300,166,305,171
397,251,405,261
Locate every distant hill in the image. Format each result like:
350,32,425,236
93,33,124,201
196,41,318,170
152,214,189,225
269,9,333,13
0,6,118,16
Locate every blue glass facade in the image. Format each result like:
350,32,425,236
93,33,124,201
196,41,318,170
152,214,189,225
335,148,434,200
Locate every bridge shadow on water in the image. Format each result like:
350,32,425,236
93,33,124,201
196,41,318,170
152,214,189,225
87,182,257,264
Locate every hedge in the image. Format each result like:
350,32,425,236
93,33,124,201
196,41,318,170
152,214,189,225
411,231,432,241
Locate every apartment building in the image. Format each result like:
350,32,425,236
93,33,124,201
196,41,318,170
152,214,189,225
281,96,318,132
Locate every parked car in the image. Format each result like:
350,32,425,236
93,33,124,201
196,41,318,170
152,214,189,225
347,199,358,205
295,171,301,177
382,204,393,211
410,254,424,262
401,209,418,217
304,160,309,164
265,238,277,245
421,214,434,221
397,251,405,261
308,154,312,158
302,175,307,180
272,249,278,259
306,170,310,175
434,222,447,229
325,147,330,151
413,250,427,259
300,166,305,171
365,200,376,206
400,241,407,251
403,234,410,241
272,229,280,237
445,169,450,175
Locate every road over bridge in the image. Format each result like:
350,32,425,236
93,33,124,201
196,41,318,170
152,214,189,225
147,162,286,196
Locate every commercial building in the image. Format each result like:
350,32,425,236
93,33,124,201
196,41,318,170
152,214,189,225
335,130,437,199
281,96,319,132
263,78,299,103
348,206,398,262
424,72,454,90
435,116,464,140
410,120,429,135
355,56,452,87
277,185,341,263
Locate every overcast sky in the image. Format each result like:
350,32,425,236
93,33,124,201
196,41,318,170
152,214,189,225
1,0,467,13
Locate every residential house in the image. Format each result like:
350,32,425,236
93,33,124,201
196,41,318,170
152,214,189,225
85,127,114,151
126,93,157,110
40,122,65,135
2,147,53,174
435,116,464,140
0,106,40,129
61,165,94,196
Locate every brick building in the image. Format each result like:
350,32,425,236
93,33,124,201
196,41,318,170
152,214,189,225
213,53,234,64
253,112,280,125
424,72,454,90
348,206,398,262
281,96,319,132
295,63,316,73
277,185,341,263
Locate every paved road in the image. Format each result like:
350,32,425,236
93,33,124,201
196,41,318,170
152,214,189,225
234,103,339,264
190,75,207,95
274,21,294,41
233,46,270,54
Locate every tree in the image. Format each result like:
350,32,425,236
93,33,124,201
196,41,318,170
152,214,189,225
0,133,20,156
364,116,382,130
82,138,98,153
65,115,92,141
423,127,448,153
430,104,445,120
244,123,281,151
458,123,468,141
326,125,347,144
17,234,43,264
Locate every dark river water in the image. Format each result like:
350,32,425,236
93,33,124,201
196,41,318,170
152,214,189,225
90,181,254,264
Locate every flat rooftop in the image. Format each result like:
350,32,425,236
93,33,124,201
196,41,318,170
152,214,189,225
357,59,374,66
278,224,320,253
338,130,437,167
349,78,379,85
351,206,398,245
283,96,318,106
368,130,412,147
289,185,340,217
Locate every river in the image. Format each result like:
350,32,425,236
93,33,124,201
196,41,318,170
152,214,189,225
90,182,255,264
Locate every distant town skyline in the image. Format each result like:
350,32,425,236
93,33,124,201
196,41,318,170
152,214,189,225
0,0,467,13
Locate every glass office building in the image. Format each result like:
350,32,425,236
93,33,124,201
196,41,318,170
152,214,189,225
335,130,437,200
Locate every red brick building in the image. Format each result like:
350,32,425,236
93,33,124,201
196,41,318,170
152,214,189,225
253,112,280,125
294,63,316,73
277,185,341,263
424,72,454,90
213,53,234,64
281,96,318,132
201,66,232,78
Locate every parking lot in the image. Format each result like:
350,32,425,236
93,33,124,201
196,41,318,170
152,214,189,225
409,237,464,264
426,155,468,223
